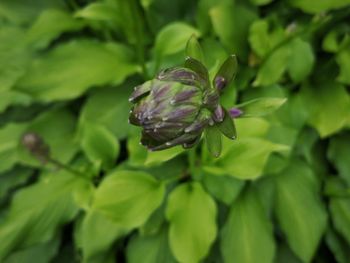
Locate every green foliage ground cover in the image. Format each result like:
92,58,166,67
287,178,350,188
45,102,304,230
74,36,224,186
0,0,350,262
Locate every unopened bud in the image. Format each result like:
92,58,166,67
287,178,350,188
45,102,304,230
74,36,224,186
21,132,50,164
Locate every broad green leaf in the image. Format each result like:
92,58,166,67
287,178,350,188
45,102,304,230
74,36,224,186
0,123,27,173
326,229,350,263
81,123,119,171
26,9,84,50
220,188,275,263
127,226,176,263
253,45,290,86
74,2,119,23
127,134,148,166
235,97,287,117
336,47,350,84
0,90,32,113
93,170,165,228
210,2,257,59
0,26,30,92
205,125,222,158
0,171,81,260
145,147,185,166
274,243,302,263
249,19,284,58
19,108,78,167
328,133,350,185
289,0,350,13
287,38,315,82
0,167,32,201
77,210,126,263
166,182,217,263
202,171,244,205
0,0,66,24
186,35,205,63
300,82,350,137
4,237,60,263
15,40,139,102
80,85,133,139
274,162,328,262
327,178,350,245
217,138,289,179
154,22,200,57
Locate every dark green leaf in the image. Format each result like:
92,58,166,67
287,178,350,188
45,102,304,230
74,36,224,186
217,109,237,139
205,125,222,158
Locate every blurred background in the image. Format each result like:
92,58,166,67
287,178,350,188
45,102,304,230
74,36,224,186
0,0,350,262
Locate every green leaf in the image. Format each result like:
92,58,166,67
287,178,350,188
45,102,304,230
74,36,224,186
127,226,176,263
220,187,276,263
0,167,32,201
328,179,350,245
235,97,287,117
77,210,126,263
0,171,81,260
154,22,200,58
274,243,303,263
202,171,244,205
0,123,27,173
249,19,284,58
0,26,30,93
249,0,274,6
210,2,257,59
214,55,238,89
205,125,222,158
166,182,217,263
25,9,84,50
336,46,350,85
185,35,205,63
81,123,119,171
93,170,165,228
253,45,290,86
0,90,32,113
184,57,209,85
287,38,315,82
217,138,289,179
4,237,60,263
289,0,350,13
80,85,133,139
328,133,350,186
74,2,119,23
15,40,139,102
326,229,350,263
145,146,185,166
217,109,236,139
300,81,350,137
274,162,328,262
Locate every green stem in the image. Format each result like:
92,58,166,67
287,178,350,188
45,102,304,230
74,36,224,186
48,158,85,178
188,147,202,181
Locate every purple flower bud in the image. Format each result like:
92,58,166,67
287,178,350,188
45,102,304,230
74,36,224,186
229,108,243,118
214,76,227,91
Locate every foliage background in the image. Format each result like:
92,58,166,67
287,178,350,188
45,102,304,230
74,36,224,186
0,0,350,262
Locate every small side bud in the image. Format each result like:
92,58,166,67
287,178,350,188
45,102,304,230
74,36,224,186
228,108,243,118
21,132,50,164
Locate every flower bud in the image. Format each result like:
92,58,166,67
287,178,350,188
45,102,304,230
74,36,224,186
21,132,50,164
